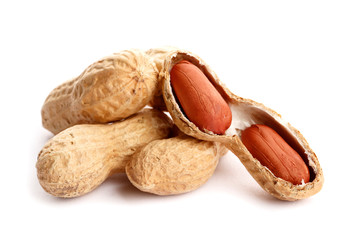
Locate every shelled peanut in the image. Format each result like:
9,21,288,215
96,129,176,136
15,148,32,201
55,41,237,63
241,124,310,185
170,60,232,134
158,48,323,201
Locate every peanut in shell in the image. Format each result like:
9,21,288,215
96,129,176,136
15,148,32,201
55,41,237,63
42,49,159,134
159,48,324,201
36,109,173,198
126,135,227,195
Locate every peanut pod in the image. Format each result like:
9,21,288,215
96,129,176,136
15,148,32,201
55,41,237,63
159,48,324,201
36,109,173,198
42,49,159,134
126,135,227,195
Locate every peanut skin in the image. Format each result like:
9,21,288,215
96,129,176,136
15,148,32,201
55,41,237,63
36,109,173,198
126,135,227,195
241,124,310,185
42,49,159,134
170,60,232,135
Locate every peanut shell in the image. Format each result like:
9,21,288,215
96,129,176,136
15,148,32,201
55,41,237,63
36,109,173,198
160,49,324,201
126,135,227,195
42,49,159,134
145,46,180,111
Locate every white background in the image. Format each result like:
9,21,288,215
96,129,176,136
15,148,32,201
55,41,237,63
1,0,359,239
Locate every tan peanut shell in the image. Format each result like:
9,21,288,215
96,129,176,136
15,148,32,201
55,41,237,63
36,109,173,198
146,46,180,111
42,49,159,134
126,135,227,195
160,49,324,201
146,46,181,73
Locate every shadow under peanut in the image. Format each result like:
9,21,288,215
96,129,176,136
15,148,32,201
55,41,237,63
106,173,183,202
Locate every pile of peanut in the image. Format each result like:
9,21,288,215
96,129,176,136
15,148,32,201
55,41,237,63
37,47,323,201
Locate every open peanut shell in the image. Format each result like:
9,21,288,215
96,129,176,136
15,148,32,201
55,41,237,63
159,48,324,201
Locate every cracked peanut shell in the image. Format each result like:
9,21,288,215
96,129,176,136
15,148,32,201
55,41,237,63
159,49,324,201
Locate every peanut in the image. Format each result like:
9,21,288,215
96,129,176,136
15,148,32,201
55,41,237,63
36,109,173,198
170,60,232,135
161,49,323,200
42,49,159,134
126,135,227,195
241,124,310,185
